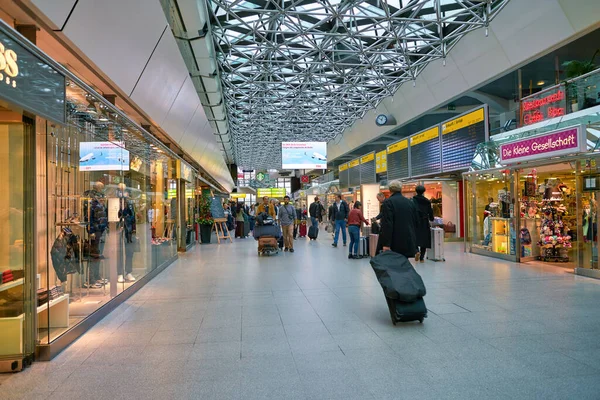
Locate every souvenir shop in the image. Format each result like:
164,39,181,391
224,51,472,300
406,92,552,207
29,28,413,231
465,124,600,278
0,21,202,370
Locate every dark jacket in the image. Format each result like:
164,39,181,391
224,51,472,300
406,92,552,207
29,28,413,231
412,194,434,249
377,192,418,258
331,200,349,221
309,201,324,218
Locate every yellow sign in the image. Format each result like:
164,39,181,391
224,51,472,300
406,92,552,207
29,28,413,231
410,126,439,146
231,193,246,199
257,188,271,197
360,153,375,164
271,188,286,197
376,150,387,174
349,159,360,168
387,139,408,154
442,108,485,135
339,163,349,172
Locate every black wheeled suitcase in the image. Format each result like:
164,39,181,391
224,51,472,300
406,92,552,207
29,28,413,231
278,236,284,249
386,297,427,325
308,225,319,240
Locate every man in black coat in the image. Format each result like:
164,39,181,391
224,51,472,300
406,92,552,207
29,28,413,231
377,180,418,258
412,185,434,262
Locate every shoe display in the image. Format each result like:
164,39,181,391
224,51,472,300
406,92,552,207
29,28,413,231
117,275,125,283
125,273,136,282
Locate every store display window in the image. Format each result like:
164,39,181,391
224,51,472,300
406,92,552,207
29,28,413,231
36,79,179,346
466,169,517,259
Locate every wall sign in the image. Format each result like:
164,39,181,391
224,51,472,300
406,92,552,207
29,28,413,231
410,126,441,177
499,125,586,164
0,26,65,123
441,106,488,172
521,85,567,126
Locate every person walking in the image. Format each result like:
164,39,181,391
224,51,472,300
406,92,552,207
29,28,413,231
328,202,336,236
234,203,246,238
279,195,296,252
331,194,350,247
248,203,257,233
347,201,369,259
309,197,322,228
412,185,434,262
377,180,418,258
256,196,276,219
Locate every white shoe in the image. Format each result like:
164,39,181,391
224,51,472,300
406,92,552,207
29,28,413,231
125,273,136,282
117,275,124,283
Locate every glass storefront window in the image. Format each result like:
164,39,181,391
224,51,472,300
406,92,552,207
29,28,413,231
36,79,179,345
466,169,516,259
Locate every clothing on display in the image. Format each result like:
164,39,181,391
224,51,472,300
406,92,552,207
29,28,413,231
50,227,82,283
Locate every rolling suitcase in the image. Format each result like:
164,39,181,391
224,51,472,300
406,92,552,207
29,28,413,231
299,222,307,237
386,297,427,324
308,225,319,240
428,227,445,261
369,234,379,257
357,237,369,258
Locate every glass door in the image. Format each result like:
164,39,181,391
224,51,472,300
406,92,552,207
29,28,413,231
580,191,599,270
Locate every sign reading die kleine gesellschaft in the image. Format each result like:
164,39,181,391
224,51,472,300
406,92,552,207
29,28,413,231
499,125,586,164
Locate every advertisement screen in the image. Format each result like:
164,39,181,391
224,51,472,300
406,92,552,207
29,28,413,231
79,142,130,171
281,142,327,169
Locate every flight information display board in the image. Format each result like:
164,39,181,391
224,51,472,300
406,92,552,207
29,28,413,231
359,152,376,184
386,139,409,180
375,150,387,174
441,106,488,172
348,158,361,187
338,163,349,189
410,126,441,177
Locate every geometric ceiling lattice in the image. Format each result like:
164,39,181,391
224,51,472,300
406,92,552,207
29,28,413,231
208,0,510,169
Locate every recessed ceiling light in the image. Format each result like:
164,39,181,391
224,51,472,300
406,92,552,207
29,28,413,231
537,80,545,86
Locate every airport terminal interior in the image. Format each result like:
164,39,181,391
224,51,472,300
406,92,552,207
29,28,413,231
0,0,600,399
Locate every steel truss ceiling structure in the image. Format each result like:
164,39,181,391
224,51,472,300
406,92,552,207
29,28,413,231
207,0,510,169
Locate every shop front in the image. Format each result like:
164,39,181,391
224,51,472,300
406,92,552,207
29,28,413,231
0,21,194,369
465,124,600,278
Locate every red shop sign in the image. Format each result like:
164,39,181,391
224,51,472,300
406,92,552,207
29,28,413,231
521,87,567,126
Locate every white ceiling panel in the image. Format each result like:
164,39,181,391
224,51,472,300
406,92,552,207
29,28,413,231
161,77,199,143
62,0,167,95
130,31,189,128
31,0,78,29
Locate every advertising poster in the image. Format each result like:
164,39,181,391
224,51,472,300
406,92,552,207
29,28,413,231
281,142,327,169
79,142,130,171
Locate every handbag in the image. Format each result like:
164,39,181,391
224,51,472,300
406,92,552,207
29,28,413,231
444,222,456,233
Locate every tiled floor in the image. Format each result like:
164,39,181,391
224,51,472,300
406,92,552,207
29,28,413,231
2,235,600,399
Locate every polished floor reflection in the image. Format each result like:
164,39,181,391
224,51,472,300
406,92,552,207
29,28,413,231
2,236,600,399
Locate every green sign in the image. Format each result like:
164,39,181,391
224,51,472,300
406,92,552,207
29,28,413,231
256,172,266,182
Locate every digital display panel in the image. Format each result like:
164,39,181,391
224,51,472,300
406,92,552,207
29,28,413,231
441,106,488,172
79,141,130,171
359,152,376,184
386,139,409,180
410,126,441,177
281,142,327,169
348,158,360,187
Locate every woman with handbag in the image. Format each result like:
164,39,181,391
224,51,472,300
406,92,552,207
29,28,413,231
412,185,434,262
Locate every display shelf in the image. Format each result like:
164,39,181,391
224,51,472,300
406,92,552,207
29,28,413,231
0,277,23,292
0,313,24,354
37,293,69,329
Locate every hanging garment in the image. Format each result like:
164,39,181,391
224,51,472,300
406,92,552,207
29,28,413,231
50,232,81,283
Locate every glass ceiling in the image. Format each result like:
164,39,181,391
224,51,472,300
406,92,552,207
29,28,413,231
208,0,511,168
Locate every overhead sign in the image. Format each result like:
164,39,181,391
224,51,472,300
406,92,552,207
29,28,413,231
79,142,130,171
359,152,376,184
300,175,310,184
521,86,567,126
256,172,266,182
271,188,286,197
257,188,271,197
386,139,409,179
410,126,441,177
231,193,246,199
256,188,287,197
499,125,585,164
441,106,488,172
349,159,360,168
0,26,65,123
388,139,408,154
339,163,348,172
281,142,327,169
360,153,374,164
376,150,387,174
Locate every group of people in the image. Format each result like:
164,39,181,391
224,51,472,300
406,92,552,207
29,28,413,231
305,180,434,262
255,195,303,253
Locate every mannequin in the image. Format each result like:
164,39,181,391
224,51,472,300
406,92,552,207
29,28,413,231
85,181,107,288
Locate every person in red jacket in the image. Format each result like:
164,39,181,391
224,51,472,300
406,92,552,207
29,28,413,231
347,201,369,259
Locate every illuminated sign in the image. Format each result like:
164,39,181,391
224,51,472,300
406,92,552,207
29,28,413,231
339,163,348,172
521,87,567,126
349,159,360,168
0,26,65,122
387,139,408,154
442,108,484,135
271,188,286,197
410,126,439,145
499,125,585,164
231,193,246,199
375,150,387,174
256,188,287,197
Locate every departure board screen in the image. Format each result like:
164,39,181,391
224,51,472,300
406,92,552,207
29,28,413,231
386,139,409,180
410,126,441,177
359,152,376,184
348,159,361,187
441,106,488,172
338,163,349,189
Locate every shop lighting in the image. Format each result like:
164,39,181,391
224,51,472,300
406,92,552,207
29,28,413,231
98,115,109,122
537,80,545,86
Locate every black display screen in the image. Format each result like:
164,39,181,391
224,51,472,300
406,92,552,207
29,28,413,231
339,166,349,189
348,161,360,187
441,107,487,172
410,127,441,177
359,153,376,184
386,139,409,180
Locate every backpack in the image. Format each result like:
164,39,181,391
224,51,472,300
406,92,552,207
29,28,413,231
520,228,532,244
